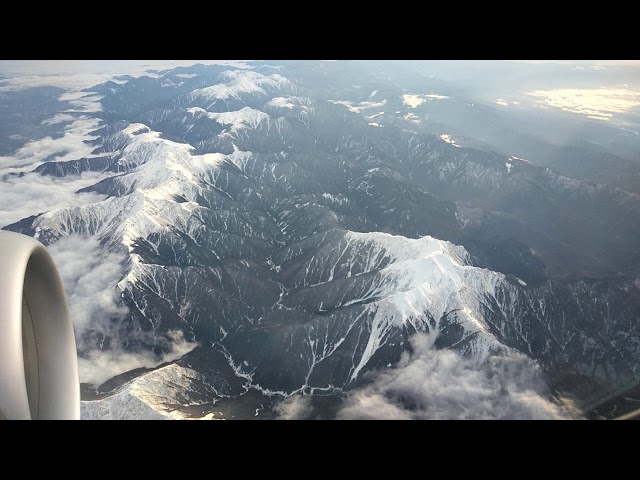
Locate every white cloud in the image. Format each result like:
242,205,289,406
0,171,109,228
48,235,129,336
47,235,197,386
77,331,197,387
0,73,116,92
274,395,314,420
510,60,640,67
41,113,77,126
338,392,412,420
0,89,114,229
402,94,425,108
335,333,580,420
0,60,250,92
0,115,101,171
59,91,103,113
276,333,581,420
528,87,640,122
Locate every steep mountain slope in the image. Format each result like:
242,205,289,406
4,63,640,418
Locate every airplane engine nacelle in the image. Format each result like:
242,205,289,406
0,231,80,420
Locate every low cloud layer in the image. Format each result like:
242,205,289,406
47,235,130,336
0,89,112,228
528,87,640,121
274,395,314,420
48,235,197,386
0,60,249,92
77,331,197,387
58,92,103,113
0,115,101,172
0,171,108,228
0,72,117,92
277,333,581,420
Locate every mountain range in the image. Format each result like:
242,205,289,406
3,61,640,419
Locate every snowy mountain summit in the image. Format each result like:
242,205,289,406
3,62,640,419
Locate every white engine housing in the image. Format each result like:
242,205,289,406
0,231,80,420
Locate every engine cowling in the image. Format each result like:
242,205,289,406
0,231,79,420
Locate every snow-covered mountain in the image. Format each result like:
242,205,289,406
3,62,640,419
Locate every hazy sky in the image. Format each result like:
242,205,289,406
515,60,640,66
1,60,638,77
2,60,638,92
0,60,249,91
0,60,248,76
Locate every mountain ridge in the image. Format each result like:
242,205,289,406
2,62,639,418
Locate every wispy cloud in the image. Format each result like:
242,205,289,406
0,84,109,228
0,115,101,171
48,235,129,336
41,113,78,126
78,331,197,387
0,171,109,228
58,91,103,113
335,334,580,420
275,333,581,420
47,235,197,386
274,395,314,420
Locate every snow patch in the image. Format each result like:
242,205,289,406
339,231,509,381
439,134,460,147
330,99,386,114
404,112,420,123
190,70,292,102
424,94,449,100
510,154,532,165
189,106,269,131
268,96,296,109
212,107,269,130
402,93,449,108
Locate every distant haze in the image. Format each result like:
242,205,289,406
0,60,249,91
